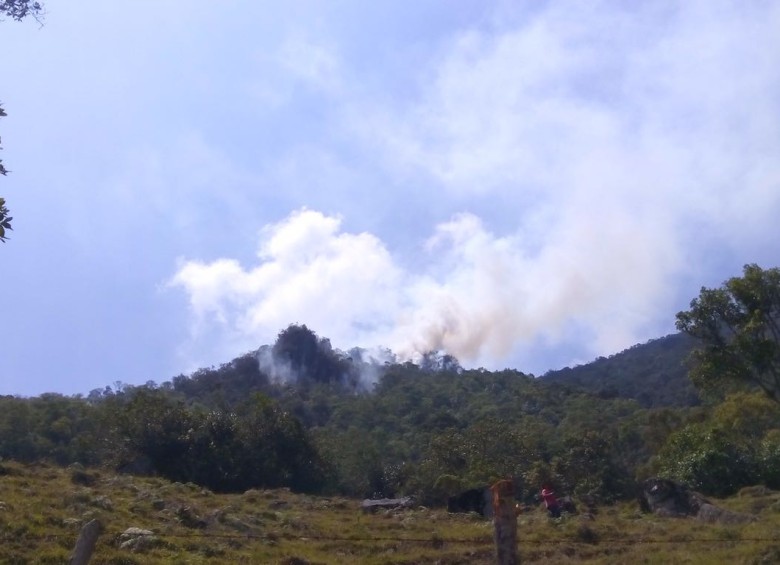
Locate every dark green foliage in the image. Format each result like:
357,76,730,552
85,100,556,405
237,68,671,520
759,430,780,489
0,0,43,21
676,264,780,403
110,388,326,493
112,389,195,482
656,424,758,497
0,267,773,502
0,394,104,464
170,353,270,407
231,393,328,492
285,361,652,503
0,355,687,502
2,2,46,242
69,351,664,503
0,105,6,177
0,197,12,241
654,392,780,496
6,284,780,504
551,431,632,501
313,427,388,497
1,104,11,241
271,324,359,389
274,325,320,377
0,386,326,494
543,333,700,407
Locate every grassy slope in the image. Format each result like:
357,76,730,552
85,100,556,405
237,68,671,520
2,462,780,564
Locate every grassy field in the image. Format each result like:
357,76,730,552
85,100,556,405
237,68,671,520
2,461,780,564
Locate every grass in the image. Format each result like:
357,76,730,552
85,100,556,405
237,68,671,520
2,461,780,564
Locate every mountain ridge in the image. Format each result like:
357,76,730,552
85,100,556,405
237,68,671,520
540,332,700,407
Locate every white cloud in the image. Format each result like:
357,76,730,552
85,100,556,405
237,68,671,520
169,209,403,363
277,35,343,94
248,33,344,108
170,1,780,375
343,0,780,364
170,207,683,373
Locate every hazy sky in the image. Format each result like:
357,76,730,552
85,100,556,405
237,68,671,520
2,1,779,396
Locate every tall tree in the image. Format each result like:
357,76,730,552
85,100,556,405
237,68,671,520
0,1,43,22
0,197,11,242
1,1,44,242
676,264,780,403
0,106,10,241
0,105,6,178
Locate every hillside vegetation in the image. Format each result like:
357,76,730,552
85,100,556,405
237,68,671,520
3,460,780,564
542,333,700,408
2,321,780,509
3,265,780,561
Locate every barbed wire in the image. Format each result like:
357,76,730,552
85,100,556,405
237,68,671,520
3,530,780,545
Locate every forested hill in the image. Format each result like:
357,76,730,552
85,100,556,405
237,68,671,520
6,267,780,511
541,333,700,408
164,325,701,411
6,323,778,508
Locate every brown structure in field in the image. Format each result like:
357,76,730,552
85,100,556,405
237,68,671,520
490,479,519,565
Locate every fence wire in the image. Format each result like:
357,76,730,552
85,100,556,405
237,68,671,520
4,530,780,545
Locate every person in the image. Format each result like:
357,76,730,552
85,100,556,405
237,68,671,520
541,486,561,518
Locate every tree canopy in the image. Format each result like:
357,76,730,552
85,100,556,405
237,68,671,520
676,264,780,403
0,0,43,22
4,264,780,501
0,197,11,242
0,105,6,178
1,1,45,243
0,105,12,241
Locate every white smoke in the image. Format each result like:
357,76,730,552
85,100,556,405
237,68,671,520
169,208,678,373
255,345,295,385
169,1,780,375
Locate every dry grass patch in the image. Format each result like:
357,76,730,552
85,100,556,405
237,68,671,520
2,462,780,563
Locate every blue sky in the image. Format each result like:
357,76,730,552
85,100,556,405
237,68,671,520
2,1,779,397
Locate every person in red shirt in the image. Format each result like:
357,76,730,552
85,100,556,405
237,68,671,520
541,485,561,518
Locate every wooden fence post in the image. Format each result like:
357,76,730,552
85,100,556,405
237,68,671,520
490,479,519,565
69,519,103,565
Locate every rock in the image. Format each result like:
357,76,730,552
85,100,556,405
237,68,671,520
70,469,97,486
697,501,756,524
62,518,81,528
118,527,161,552
361,496,415,514
92,495,113,510
738,485,774,498
121,527,154,537
639,478,756,524
176,505,207,528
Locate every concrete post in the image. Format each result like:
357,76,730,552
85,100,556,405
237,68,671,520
69,519,102,565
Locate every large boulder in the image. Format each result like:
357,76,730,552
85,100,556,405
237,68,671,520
639,478,755,524
118,527,161,552
360,496,414,513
